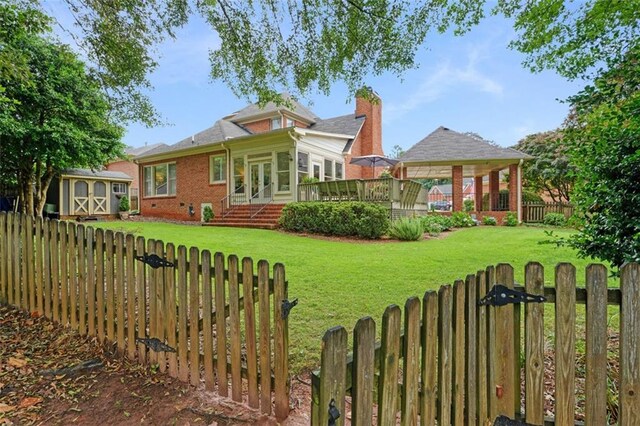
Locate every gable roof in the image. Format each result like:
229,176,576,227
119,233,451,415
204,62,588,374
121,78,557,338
62,168,133,181
229,93,320,123
125,143,165,157
400,126,532,163
310,114,365,137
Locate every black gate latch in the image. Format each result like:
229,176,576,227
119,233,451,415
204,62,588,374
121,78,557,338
328,399,340,425
478,284,546,306
135,254,174,269
281,298,298,319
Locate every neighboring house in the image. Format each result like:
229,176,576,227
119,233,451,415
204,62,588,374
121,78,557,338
428,179,474,205
46,169,133,218
106,143,166,211
135,92,384,221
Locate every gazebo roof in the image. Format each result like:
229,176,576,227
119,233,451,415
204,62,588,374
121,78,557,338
397,126,532,178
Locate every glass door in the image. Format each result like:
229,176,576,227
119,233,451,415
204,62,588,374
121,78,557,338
249,161,272,203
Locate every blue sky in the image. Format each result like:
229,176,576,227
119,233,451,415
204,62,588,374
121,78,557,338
45,3,586,153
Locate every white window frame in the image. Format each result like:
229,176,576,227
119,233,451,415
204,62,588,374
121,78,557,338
271,117,281,130
324,159,333,181
276,151,291,192
143,162,176,197
209,154,226,184
335,161,344,180
112,182,127,194
285,117,295,127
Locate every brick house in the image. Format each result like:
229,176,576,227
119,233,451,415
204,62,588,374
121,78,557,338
135,92,384,222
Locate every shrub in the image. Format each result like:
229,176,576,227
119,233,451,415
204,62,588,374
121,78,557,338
301,176,319,184
388,218,424,241
202,205,214,222
421,214,453,233
451,212,475,228
503,211,518,226
463,198,474,212
482,216,497,226
118,195,130,212
566,214,583,229
279,202,390,239
522,190,544,203
543,212,566,227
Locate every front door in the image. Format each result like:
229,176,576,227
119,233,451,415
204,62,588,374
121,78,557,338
249,161,272,203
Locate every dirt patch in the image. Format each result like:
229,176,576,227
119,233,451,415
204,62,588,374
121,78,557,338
0,305,310,425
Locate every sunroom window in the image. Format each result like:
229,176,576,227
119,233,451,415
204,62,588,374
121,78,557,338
143,163,176,197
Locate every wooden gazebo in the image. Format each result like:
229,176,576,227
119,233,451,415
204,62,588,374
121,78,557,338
394,127,533,222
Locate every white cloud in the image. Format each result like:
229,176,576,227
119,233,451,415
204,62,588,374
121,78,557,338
385,44,504,122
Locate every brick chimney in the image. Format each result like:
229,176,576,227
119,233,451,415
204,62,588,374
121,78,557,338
353,89,383,179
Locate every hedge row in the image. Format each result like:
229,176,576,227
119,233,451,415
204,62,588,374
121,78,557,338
279,202,390,239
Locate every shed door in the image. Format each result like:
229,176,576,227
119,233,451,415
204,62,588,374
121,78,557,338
72,180,90,214
92,181,108,214
71,179,110,215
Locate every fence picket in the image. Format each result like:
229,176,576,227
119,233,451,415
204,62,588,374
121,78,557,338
177,245,188,381
20,214,28,310
147,238,157,365
524,262,544,425
35,217,43,315
42,220,51,318
421,291,438,426
189,246,200,386
258,259,271,414
125,234,136,360
317,327,348,426
77,225,86,335
96,229,105,343
438,285,453,426
59,222,69,326
352,317,375,426
555,263,576,425
165,243,177,376
50,221,60,322
402,297,420,426
494,263,515,418
485,266,497,420
585,264,607,425
154,240,166,371
201,250,214,390
0,213,5,305
135,236,147,363
13,214,20,308
26,215,35,313
620,263,640,425
242,257,259,408
273,262,289,420
86,227,95,336
215,252,229,396
116,233,126,353
465,274,478,426
105,230,115,342
378,304,401,425
229,255,243,402
476,270,489,425
452,280,466,425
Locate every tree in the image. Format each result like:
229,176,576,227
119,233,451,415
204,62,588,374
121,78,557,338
19,0,638,113
565,44,640,267
0,31,124,217
511,130,574,203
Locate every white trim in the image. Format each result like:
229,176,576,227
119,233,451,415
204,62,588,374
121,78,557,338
209,153,227,184
143,162,177,198
517,160,523,223
293,127,355,140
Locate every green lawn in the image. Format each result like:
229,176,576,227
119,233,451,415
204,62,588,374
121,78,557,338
92,221,609,372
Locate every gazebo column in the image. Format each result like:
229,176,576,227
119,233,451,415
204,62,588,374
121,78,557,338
452,165,463,212
475,176,483,212
489,170,500,211
508,164,518,212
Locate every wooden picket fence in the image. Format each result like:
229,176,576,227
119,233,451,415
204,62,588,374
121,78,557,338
311,262,640,425
0,212,291,421
522,202,575,223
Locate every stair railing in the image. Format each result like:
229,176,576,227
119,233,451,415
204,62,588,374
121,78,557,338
250,182,274,219
221,184,246,218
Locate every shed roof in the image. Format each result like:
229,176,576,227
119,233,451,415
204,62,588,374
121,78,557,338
62,169,133,181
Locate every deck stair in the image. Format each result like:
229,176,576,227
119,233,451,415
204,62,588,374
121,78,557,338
206,204,285,229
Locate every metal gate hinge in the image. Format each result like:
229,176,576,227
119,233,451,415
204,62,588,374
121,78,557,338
135,254,174,269
328,398,340,425
478,284,546,307
281,298,298,319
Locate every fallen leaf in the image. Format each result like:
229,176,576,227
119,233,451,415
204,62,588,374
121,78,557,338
0,403,15,413
19,397,43,408
8,357,27,368
30,311,40,318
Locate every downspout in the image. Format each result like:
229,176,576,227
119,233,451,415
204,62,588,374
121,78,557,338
221,142,230,203
288,129,299,202
517,159,523,223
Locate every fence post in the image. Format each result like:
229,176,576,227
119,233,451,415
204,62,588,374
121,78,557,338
585,264,608,425
620,263,640,425
524,262,544,425
352,316,375,425
555,263,576,425
317,326,348,426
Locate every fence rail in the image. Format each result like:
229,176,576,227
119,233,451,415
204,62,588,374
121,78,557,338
522,202,574,223
311,261,640,425
0,212,291,421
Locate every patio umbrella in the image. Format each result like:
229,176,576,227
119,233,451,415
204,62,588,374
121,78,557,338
349,154,399,168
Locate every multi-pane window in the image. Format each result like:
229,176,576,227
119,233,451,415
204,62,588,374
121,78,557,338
210,154,226,183
143,163,176,197
297,152,309,182
233,157,245,192
112,183,127,194
335,162,343,180
285,117,295,127
271,117,281,130
276,152,290,191
324,159,333,181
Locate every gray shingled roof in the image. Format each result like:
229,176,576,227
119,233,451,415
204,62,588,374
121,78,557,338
229,93,319,123
126,143,165,157
400,126,532,163
136,120,249,158
63,169,132,180
310,114,365,137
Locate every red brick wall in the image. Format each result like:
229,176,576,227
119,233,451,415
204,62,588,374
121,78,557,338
345,94,384,179
474,176,483,211
489,171,500,211
243,119,271,133
452,165,463,211
139,151,227,221
106,160,138,190
509,164,518,213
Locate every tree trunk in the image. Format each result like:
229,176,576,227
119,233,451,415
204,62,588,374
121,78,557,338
35,162,55,218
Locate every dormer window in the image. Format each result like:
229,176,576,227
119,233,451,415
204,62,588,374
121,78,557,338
271,117,281,130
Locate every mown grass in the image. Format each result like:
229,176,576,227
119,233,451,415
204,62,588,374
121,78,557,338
92,221,615,373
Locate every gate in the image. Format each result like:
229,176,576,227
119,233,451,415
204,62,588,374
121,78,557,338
311,262,640,425
0,212,292,421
